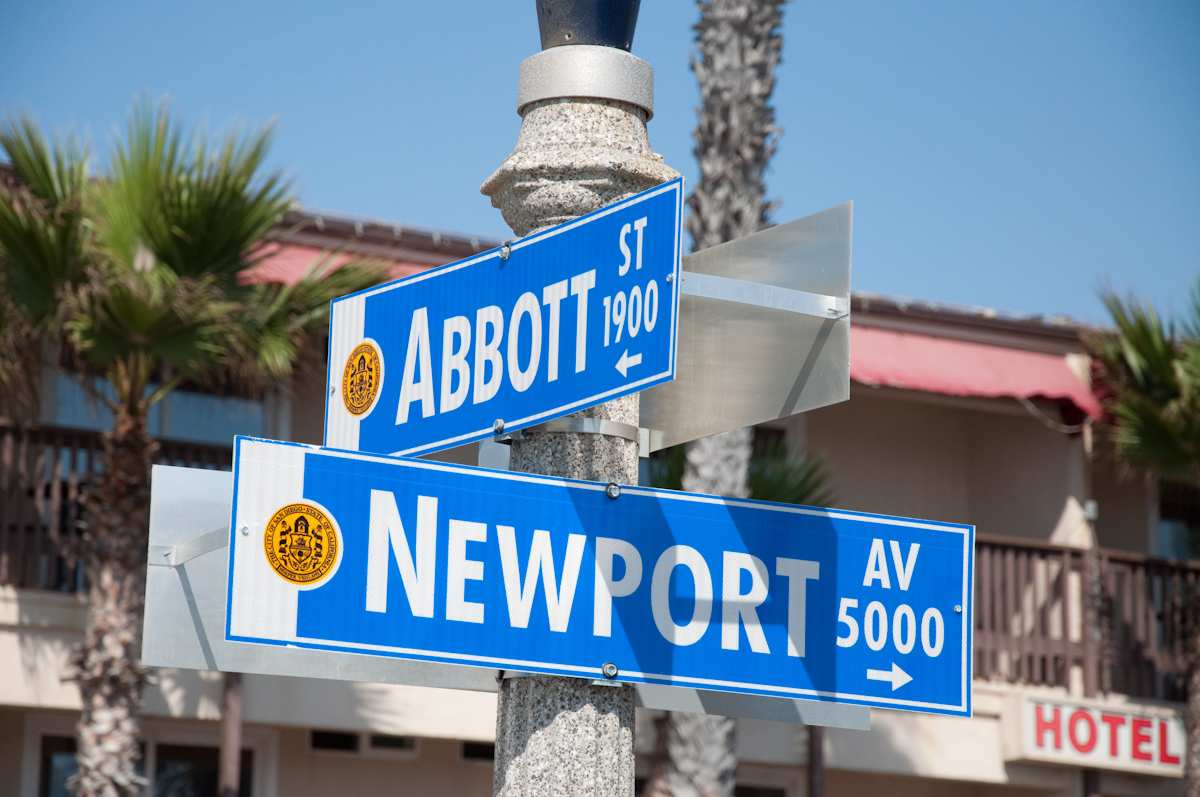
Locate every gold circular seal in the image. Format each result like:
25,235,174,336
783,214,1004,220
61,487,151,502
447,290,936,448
263,503,340,587
341,340,382,416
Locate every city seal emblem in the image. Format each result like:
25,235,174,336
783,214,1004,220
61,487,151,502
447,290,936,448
262,502,341,587
341,340,383,416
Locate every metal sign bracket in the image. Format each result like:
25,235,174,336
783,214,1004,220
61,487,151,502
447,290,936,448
680,271,849,320
148,526,228,569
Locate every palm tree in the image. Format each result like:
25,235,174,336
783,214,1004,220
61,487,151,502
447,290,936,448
1088,282,1200,794
0,106,380,796
642,438,831,796
640,1,788,794
1090,285,1200,483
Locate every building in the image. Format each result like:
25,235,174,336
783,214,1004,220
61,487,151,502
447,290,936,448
0,204,1192,797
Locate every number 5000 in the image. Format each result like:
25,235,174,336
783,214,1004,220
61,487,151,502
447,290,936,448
835,597,944,657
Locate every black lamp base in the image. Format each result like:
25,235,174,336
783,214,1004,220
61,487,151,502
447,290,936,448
535,0,642,51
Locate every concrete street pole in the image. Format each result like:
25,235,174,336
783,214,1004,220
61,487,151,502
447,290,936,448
481,3,676,794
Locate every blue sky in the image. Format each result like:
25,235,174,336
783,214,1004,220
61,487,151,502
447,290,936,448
4,1,1197,325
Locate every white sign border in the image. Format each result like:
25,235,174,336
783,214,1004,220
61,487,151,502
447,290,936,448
225,436,975,717
322,179,685,457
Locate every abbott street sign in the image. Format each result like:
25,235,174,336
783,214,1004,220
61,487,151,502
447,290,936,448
324,178,683,457
226,436,974,716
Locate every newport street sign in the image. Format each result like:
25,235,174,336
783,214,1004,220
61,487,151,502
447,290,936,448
324,178,683,457
224,436,974,717
142,464,869,729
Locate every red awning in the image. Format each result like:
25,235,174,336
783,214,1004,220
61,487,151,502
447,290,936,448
850,325,1102,419
245,242,429,285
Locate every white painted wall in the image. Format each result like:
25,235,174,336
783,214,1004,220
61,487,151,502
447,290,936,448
1090,458,1156,553
802,389,1091,545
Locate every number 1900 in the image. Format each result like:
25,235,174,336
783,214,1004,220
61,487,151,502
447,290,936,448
602,280,659,347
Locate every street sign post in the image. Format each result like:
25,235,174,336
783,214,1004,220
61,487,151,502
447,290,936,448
225,436,974,717
324,178,683,457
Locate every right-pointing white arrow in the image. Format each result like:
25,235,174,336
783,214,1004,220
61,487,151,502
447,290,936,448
866,662,912,691
615,349,643,378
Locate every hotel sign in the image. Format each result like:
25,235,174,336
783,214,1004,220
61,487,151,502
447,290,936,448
1006,696,1184,777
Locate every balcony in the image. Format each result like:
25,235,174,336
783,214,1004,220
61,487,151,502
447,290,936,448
976,534,1197,702
2,423,1197,703
0,423,230,592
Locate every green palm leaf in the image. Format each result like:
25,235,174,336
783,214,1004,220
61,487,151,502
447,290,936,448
98,102,291,288
0,118,90,324
1089,281,1200,483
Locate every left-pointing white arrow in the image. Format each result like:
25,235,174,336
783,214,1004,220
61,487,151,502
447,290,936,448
615,350,643,378
866,662,912,691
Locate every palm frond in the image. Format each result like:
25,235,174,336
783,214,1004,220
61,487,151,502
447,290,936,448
645,444,687,491
748,440,835,507
1183,278,1200,343
0,117,91,323
98,102,292,287
65,266,233,397
1090,285,1200,482
222,256,386,391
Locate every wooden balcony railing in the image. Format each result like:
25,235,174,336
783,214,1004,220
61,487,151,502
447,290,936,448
3,424,1199,702
976,534,1199,701
0,423,230,592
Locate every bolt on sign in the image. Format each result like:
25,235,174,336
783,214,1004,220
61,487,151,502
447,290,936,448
324,179,683,457
1005,696,1184,777
224,436,973,716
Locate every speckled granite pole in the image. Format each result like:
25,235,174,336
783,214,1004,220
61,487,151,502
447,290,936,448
481,68,677,797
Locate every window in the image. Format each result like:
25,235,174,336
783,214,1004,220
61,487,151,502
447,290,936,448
153,744,253,797
1158,480,1200,559
461,742,495,761
37,736,77,797
368,734,418,754
734,788,786,797
309,730,360,753
43,369,272,445
634,779,783,797
37,736,251,797
308,730,420,760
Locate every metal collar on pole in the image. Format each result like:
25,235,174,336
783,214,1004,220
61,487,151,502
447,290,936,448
517,45,654,119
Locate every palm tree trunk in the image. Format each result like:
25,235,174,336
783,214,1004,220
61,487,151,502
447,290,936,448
643,430,751,797
645,710,737,797
70,406,155,796
641,0,785,793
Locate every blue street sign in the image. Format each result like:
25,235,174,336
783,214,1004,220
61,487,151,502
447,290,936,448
226,437,974,717
324,179,684,457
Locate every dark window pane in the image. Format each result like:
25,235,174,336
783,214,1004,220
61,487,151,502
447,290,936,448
38,735,150,797
752,425,786,459
461,742,495,761
154,744,252,797
39,736,76,797
310,730,360,752
368,734,417,752
734,787,786,797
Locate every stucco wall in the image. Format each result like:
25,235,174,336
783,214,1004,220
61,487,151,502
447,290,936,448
803,389,1089,544
1090,459,1155,553
802,390,972,522
274,730,494,797
963,409,1089,546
